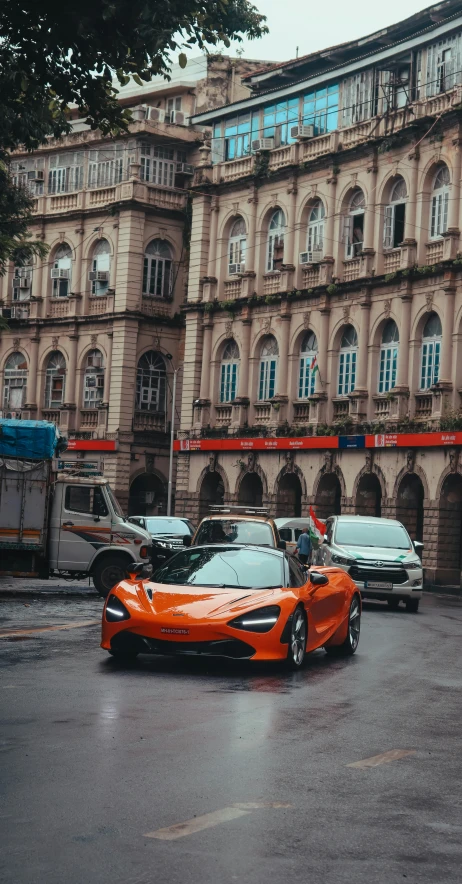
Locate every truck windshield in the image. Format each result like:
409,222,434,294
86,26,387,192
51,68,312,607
106,485,124,518
335,521,411,549
146,518,194,536
195,519,274,546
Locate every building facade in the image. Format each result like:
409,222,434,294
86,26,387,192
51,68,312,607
1,54,267,515
176,0,462,588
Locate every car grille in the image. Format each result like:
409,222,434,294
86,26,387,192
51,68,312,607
111,631,255,659
349,566,408,585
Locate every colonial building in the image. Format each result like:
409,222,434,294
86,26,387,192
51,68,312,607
0,54,267,514
176,0,462,588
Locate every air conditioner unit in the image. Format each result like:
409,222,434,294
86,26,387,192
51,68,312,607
176,162,194,175
251,138,274,152
88,270,109,281
299,252,310,265
27,170,45,181
148,107,165,123
1,307,12,319
51,268,70,279
169,111,188,126
228,263,245,275
300,249,323,265
19,277,31,289
131,105,147,122
16,268,31,279
11,306,29,319
291,124,315,140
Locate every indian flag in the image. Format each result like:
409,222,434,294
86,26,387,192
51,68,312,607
309,506,326,548
310,354,319,375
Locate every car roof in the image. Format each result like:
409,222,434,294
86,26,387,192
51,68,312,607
186,543,284,557
274,518,309,528
332,516,404,526
130,515,190,521
198,514,274,524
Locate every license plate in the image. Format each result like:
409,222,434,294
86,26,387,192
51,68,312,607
365,581,393,589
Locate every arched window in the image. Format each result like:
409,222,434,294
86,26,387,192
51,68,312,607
420,313,442,390
44,351,66,408
345,189,365,259
430,166,450,239
267,209,286,272
338,325,358,396
307,201,325,259
3,352,28,411
90,240,110,296
83,349,105,408
51,244,72,298
220,340,240,403
136,351,166,412
378,320,399,393
258,335,279,400
142,240,173,298
298,331,318,398
383,178,407,250
228,218,247,274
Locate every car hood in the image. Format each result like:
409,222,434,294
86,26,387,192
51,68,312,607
150,533,185,542
336,546,419,564
141,582,278,618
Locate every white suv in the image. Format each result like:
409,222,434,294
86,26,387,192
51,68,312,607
316,516,423,612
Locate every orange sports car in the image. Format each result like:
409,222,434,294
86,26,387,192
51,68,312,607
101,545,361,669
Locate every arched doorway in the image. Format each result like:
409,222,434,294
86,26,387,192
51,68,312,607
437,474,462,585
314,474,341,520
199,472,224,520
276,474,302,517
238,473,263,507
355,473,382,517
128,473,166,516
396,474,424,543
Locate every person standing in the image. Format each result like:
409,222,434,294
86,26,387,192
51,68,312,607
296,527,311,565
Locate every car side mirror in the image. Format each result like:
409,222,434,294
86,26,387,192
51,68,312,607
323,535,329,544
310,570,329,586
278,540,287,550
126,563,153,580
183,535,192,547
413,540,424,553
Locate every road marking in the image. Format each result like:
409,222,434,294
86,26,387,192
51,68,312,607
0,620,99,639
347,749,416,769
144,802,292,841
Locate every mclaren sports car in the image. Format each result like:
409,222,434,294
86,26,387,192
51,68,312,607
101,545,361,669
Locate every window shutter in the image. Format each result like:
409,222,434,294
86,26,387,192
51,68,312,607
211,138,225,165
442,191,449,233
383,205,394,249
344,216,353,257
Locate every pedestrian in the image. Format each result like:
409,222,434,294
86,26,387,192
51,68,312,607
296,527,311,565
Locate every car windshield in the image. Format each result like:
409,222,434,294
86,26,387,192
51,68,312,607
195,519,274,546
335,521,412,549
145,518,193,536
106,485,124,518
154,546,284,588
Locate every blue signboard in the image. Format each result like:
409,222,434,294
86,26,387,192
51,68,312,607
339,435,365,449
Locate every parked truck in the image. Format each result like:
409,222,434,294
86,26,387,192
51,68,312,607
0,419,151,596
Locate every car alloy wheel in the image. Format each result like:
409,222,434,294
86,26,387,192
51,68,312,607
349,596,361,651
287,606,307,669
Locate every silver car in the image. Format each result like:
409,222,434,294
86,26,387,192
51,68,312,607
316,515,423,612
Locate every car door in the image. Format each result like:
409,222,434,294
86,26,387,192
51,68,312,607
307,566,349,641
57,483,112,569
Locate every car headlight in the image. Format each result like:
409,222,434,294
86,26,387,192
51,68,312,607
406,560,422,570
156,541,172,549
228,605,280,633
105,595,131,622
331,554,352,566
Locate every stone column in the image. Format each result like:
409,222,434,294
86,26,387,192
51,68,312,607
64,332,78,406
361,159,377,276
206,199,219,279
404,148,419,242
444,135,462,260
324,176,337,261
355,297,371,391
396,295,412,389
275,314,291,396
283,177,298,268
179,310,205,431
439,284,456,385
315,305,331,395
236,317,252,400
199,320,213,401
114,208,145,312
103,331,113,404
24,331,40,411
188,194,212,303
245,188,258,273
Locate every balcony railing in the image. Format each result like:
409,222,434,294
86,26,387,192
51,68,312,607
254,403,272,423
300,131,338,161
414,393,433,419
333,399,350,420
215,405,233,426
223,279,242,299
293,402,311,423
342,258,362,282
79,409,99,428
89,295,111,315
217,155,254,183
373,396,392,419
133,411,167,432
48,299,70,318
383,250,401,274
268,144,297,171
42,409,62,426
140,296,172,317
425,240,444,263
301,265,320,288
262,272,281,295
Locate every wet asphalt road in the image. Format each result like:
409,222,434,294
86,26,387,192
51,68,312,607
0,593,461,884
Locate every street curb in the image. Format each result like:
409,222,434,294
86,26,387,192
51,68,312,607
0,589,99,600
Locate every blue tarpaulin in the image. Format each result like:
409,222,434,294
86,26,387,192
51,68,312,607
0,420,61,460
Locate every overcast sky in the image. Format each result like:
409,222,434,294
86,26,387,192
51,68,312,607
223,0,430,62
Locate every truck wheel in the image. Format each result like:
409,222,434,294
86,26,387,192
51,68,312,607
92,555,130,598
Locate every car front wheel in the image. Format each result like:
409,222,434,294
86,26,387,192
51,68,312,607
405,598,420,613
286,606,307,669
325,594,361,656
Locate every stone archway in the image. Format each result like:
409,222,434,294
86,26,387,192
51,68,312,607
437,473,462,585
128,473,167,516
199,471,224,520
396,473,424,543
314,474,342,520
238,472,263,507
275,473,302,517
355,473,382,517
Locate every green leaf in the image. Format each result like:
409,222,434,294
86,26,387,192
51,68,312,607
178,53,188,69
